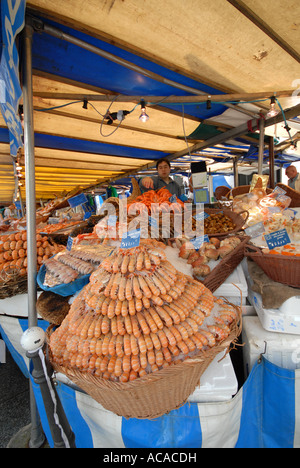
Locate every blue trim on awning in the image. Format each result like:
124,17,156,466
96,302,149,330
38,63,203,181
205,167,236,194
32,16,227,120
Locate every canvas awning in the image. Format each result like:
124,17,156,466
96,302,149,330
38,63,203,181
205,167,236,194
0,0,300,204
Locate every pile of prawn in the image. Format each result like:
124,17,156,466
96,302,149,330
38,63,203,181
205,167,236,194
49,239,240,382
127,187,184,215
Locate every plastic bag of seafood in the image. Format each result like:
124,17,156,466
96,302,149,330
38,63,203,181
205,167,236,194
48,239,241,419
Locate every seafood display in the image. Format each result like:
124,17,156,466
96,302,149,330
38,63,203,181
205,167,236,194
42,245,115,286
0,231,60,277
173,236,242,277
49,239,240,382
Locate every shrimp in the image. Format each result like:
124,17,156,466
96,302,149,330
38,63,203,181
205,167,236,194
108,334,117,356
162,346,172,363
143,310,158,333
112,253,123,273
176,340,189,355
174,323,189,341
150,294,164,306
101,296,111,315
132,276,143,299
107,299,116,318
190,334,204,350
155,349,164,367
144,275,160,296
110,272,121,299
157,329,169,348
108,355,117,374
116,335,124,357
144,253,151,270
124,314,133,334
103,273,116,297
118,275,127,301
163,305,181,325
151,273,168,294
122,354,131,373
130,315,141,338
144,334,154,351
137,335,147,354
142,296,151,308
155,306,173,328
120,372,130,383
128,299,136,316
125,276,133,301
136,251,144,270
109,316,116,336
114,356,123,377
101,316,110,334
148,307,164,330
130,334,139,355
137,275,152,298
128,253,136,273
123,334,131,355
163,327,177,347
135,297,143,312
136,312,151,335
102,333,111,355
115,300,122,316
167,302,186,321
121,254,130,274
185,317,199,334
197,330,215,347
121,299,128,317
147,349,156,365
207,324,230,341
95,338,103,356
117,315,126,335
131,354,140,372
150,332,161,350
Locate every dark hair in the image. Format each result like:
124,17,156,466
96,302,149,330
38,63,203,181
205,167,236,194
156,158,171,169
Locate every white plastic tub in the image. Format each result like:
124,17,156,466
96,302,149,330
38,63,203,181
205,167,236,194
188,350,238,403
242,316,300,377
213,264,248,305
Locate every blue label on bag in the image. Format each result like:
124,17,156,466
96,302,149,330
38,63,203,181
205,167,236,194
149,216,158,228
66,236,74,251
264,229,291,249
121,229,141,249
190,235,209,250
193,211,210,221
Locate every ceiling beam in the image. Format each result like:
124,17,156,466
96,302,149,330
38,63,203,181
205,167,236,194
33,90,294,104
227,0,300,64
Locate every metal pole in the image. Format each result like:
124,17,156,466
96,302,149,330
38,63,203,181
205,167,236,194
21,328,76,448
22,21,45,449
258,118,265,175
233,157,239,187
269,136,275,188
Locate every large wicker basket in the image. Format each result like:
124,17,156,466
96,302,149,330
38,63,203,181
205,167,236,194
245,243,300,288
203,208,249,238
0,267,27,299
203,235,250,293
49,322,240,419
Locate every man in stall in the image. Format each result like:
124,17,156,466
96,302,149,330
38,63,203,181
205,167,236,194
285,165,300,192
139,158,184,198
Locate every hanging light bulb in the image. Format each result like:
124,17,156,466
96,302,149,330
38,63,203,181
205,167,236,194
267,96,279,117
139,99,149,122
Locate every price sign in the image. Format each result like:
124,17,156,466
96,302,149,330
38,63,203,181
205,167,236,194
264,229,291,249
193,211,210,221
190,235,209,250
66,236,74,251
121,229,141,249
68,193,88,208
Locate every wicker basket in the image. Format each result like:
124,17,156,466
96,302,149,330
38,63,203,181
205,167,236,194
203,235,250,293
245,243,300,288
203,208,249,238
0,267,27,299
48,321,240,419
37,291,71,325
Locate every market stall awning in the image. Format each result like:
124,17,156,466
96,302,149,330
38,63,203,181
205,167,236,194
0,0,300,203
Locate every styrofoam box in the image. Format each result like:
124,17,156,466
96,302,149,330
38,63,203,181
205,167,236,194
213,263,248,305
242,316,300,377
188,350,238,403
248,287,300,335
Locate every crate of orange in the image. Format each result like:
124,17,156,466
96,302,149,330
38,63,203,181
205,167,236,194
0,231,60,298
245,242,300,288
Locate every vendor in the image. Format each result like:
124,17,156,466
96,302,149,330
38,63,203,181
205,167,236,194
139,159,184,198
285,165,300,192
4,204,15,218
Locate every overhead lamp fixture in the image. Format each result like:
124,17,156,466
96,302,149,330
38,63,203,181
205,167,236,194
206,96,212,110
139,99,149,122
266,96,279,117
104,110,130,125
